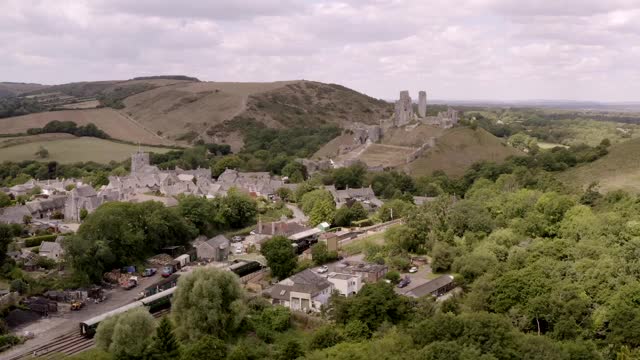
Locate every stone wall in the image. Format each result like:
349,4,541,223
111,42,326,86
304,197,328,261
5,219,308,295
405,137,436,163
394,91,413,127
418,91,427,118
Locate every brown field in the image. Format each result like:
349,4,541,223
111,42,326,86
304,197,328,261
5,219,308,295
358,144,417,167
0,108,173,145
123,81,296,139
406,127,522,177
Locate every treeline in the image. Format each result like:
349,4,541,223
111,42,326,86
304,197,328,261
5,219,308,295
0,160,127,188
0,97,47,118
131,75,200,82
27,120,110,139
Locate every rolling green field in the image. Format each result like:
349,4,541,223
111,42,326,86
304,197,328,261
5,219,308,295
558,136,640,193
0,137,173,163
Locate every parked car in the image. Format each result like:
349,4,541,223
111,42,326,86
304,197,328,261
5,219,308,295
143,268,157,277
397,276,411,288
409,266,418,273
317,265,329,274
161,266,174,278
232,236,243,243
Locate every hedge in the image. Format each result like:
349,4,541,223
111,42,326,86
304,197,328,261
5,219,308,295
23,234,57,248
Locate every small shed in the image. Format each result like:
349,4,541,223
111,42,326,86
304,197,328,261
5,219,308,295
196,235,230,261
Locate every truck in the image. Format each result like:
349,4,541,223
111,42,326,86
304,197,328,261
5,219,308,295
143,268,157,277
122,276,138,290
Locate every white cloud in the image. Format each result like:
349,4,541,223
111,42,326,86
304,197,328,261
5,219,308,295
2,0,640,101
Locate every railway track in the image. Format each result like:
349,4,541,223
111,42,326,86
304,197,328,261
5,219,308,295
5,309,170,360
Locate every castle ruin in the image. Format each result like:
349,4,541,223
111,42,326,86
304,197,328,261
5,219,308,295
418,91,427,118
393,90,459,129
394,91,414,127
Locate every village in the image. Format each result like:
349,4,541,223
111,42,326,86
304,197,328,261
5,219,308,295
0,147,457,358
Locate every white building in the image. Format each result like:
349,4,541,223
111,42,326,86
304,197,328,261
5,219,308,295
326,272,362,297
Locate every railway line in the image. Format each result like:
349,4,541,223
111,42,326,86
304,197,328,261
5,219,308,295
5,309,170,360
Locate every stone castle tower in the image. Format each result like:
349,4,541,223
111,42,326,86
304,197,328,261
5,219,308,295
418,91,427,118
394,90,413,127
131,151,150,175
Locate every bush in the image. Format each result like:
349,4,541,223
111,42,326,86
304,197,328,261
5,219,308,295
23,234,57,247
384,271,401,284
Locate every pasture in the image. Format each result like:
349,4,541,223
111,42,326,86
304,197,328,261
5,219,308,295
0,137,173,164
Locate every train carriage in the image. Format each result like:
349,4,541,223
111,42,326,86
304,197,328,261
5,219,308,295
79,287,176,338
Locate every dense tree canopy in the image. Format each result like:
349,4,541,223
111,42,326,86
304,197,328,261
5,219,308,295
66,201,197,283
171,267,246,342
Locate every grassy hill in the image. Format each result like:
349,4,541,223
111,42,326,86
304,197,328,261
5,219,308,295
0,82,49,98
558,137,640,192
0,78,392,152
405,127,523,177
0,137,172,164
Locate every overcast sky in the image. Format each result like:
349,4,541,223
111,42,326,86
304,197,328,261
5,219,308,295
3,0,640,101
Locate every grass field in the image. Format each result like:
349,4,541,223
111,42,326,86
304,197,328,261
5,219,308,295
0,108,173,145
407,127,523,177
0,137,172,164
358,144,417,167
559,137,640,193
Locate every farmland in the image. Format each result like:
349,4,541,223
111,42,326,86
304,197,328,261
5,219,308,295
0,137,173,164
0,108,173,146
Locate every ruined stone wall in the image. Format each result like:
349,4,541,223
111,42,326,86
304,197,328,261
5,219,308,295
405,137,436,163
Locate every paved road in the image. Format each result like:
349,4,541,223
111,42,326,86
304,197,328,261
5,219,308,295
286,204,308,223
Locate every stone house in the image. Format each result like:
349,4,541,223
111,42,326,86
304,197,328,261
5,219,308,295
266,269,333,312
26,195,67,219
196,235,230,261
64,185,102,222
325,185,383,209
337,262,388,283
39,241,64,261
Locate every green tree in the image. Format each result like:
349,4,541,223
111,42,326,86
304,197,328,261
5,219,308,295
261,236,297,279
378,199,415,222
172,267,246,341
431,242,456,272
309,199,336,226
146,317,180,360
0,224,15,266
309,325,344,350
79,208,88,221
0,192,11,208
212,156,244,178
275,339,304,360
281,161,307,183
333,202,368,227
311,242,338,266
221,189,258,229
180,336,227,360
96,308,156,360
343,320,371,341
35,146,49,159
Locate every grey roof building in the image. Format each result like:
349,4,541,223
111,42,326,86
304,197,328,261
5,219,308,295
196,235,230,262
406,275,455,298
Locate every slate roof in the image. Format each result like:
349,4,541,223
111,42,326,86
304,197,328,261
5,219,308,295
25,195,66,213
202,235,230,250
74,185,97,198
39,241,62,254
406,275,455,298
0,205,32,224
287,269,332,296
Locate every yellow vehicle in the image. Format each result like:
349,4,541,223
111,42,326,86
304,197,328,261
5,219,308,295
71,301,84,311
